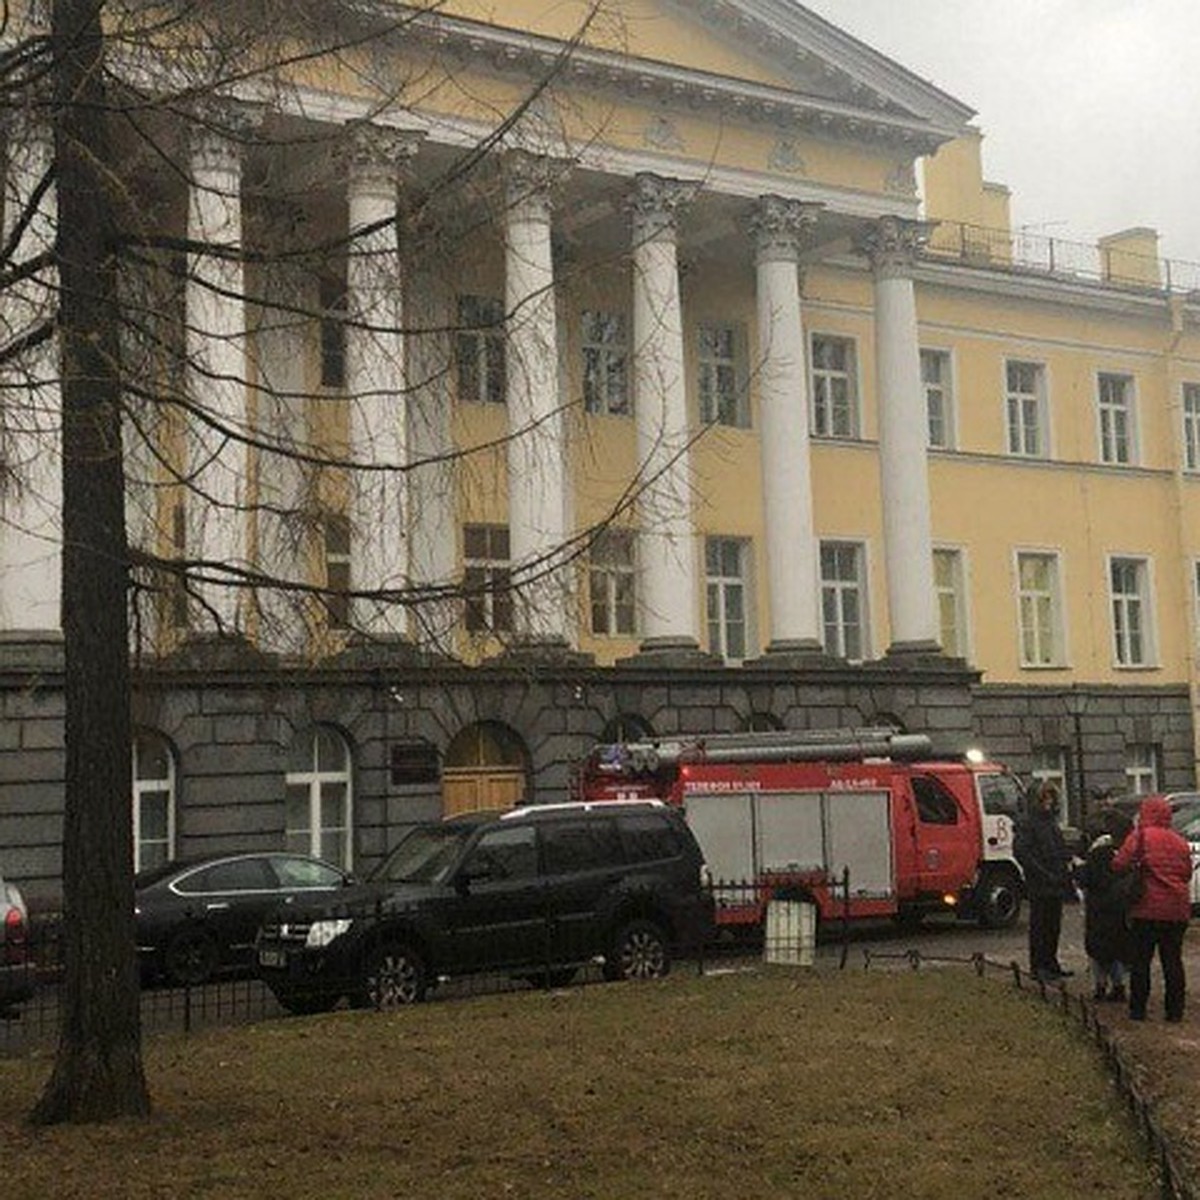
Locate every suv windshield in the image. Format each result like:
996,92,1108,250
371,824,477,885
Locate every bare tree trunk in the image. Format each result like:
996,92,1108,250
31,0,150,1124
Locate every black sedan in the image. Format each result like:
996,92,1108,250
136,852,353,986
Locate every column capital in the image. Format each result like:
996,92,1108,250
189,102,264,175
748,195,822,264
504,149,570,224
343,123,424,189
855,215,936,279
627,172,698,243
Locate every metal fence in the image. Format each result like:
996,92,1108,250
1,881,849,1058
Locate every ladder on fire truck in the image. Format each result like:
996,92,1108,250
587,726,934,775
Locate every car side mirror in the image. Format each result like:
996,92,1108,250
455,861,495,893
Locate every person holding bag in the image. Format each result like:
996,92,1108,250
1113,795,1193,1022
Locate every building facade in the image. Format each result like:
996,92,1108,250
2,1,1197,898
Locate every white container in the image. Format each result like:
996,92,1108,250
763,899,816,967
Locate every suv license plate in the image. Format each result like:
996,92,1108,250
258,948,287,969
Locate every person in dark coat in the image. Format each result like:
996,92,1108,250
1014,781,1075,982
1076,807,1133,1002
1113,795,1193,1022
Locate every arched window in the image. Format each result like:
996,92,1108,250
133,730,177,871
286,725,353,868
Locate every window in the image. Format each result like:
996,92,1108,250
933,548,966,657
589,529,636,637
698,324,747,427
169,502,188,630
582,310,629,416
323,512,351,631
821,540,867,660
1016,551,1064,667
1031,747,1068,821
133,731,176,872
1110,556,1153,667
455,294,506,404
705,537,751,663
272,855,346,889
912,776,959,825
319,273,347,389
1184,383,1200,471
921,349,954,449
463,523,512,633
618,812,682,863
810,335,858,438
1125,744,1160,796
179,857,275,894
462,826,538,880
1005,360,1047,458
1097,372,1136,465
541,820,624,874
286,725,353,868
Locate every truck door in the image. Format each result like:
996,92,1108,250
974,771,1025,867
909,774,977,897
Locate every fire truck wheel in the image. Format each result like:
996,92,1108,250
978,870,1022,929
604,920,670,982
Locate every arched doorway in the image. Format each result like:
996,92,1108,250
442,721,530,816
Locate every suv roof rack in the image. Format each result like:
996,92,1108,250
501,798,666,819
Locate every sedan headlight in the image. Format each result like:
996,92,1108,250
305,918,353,948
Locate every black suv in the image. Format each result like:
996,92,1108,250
255,800,713,1013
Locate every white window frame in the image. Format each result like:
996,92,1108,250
698,323,748,428
589,529,637,637
933,546,969,658
1108,554,1155,668
1125,744,1160,796
921,348,956,450
809,334,859,439
1097,372,1137,465
705,536,753,663
582,309,629,417
455,294,506,405
285,726,354,869
1183,383,1200,472
132,731,176,872
1004,359,1048,458
1015,549,1065,668
1030,746,1069,826
463,523,513,634
820,540,869,661
323,511,351,631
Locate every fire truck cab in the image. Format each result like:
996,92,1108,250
575,727,1027,930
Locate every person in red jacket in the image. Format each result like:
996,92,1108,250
1113,795,1193,1022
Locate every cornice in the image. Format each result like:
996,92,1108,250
911,257,1187,322
349,2,956,156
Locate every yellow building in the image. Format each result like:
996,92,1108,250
2,1,1195,889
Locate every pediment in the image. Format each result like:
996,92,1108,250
407,0,975,153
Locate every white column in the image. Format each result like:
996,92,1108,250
629,173,700,653
345,125,422,639
859,216,940,654
0,116,61,635
504,151,570,645
186,118,252,634
750,195,823,655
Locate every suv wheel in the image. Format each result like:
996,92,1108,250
604,919,670,982
365,943,427,1008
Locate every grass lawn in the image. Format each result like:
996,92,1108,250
0,969,1159,1199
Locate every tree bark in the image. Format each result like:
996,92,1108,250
31,0,151,1124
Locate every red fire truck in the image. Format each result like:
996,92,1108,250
575,727,1027,930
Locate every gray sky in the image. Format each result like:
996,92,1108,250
801,0,1200,265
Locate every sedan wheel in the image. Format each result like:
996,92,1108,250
164,929,220,987
365,944,427,1008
